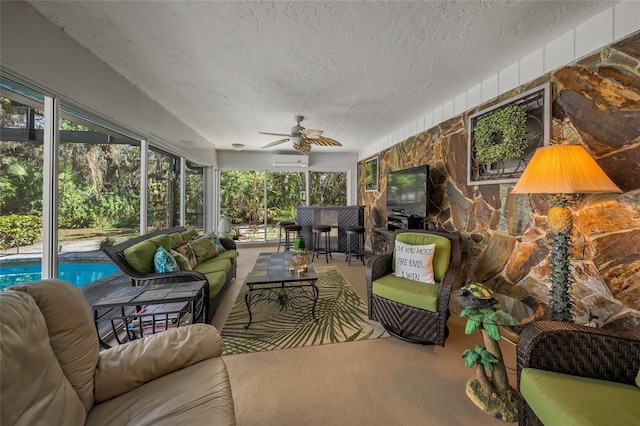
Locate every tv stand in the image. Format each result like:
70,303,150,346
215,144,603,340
387,214,423,231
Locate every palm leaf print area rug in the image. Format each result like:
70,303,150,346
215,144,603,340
221,266,388,355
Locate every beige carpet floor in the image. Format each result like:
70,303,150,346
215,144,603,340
212,245,518,426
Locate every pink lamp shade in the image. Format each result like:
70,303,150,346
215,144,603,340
511,144,622,194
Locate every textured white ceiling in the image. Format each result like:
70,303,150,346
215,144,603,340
27,1,614,155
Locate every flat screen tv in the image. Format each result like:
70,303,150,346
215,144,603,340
386,165,429,217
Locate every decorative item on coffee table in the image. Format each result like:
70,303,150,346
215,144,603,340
456,283,534,423
293,235,309,273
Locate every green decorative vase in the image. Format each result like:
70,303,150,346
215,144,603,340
293,237,308,272
293,236,305,250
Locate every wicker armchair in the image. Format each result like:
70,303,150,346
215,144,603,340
365,229,462,346
516,321,640,425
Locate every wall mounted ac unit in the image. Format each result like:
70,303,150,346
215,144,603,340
273,154,309,167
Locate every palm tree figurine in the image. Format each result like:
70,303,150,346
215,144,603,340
457,284,520,422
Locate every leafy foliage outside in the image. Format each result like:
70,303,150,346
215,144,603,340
0,215,42,250
220,171,347,241
2,98,346,248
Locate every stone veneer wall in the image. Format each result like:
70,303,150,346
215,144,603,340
358,31,640,330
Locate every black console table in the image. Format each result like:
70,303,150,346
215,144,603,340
387,214,424,231
295,205,364,253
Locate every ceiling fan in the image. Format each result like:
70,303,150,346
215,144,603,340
260,115,342,155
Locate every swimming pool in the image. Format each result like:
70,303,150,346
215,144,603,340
0,262,119,290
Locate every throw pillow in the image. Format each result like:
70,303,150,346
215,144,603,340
191,236,219,264
206,232,227,253
170,249,192,271
393,241,436,284
173,241,197,269
153,246,180,273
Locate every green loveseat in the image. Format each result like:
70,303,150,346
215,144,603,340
517,321,640,426
104,226,238,322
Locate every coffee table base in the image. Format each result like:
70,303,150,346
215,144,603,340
244,280,318,328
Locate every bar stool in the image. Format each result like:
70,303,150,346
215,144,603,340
277,221,296,252
312,225,332,263
345,226,365,266
283,224,302,252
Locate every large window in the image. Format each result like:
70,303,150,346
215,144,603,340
219,170,346,242
57,106,141,253
148,148,180,231
310,171,347,206
219,171,265,242
266,171,305,240
0,93,45,259
1,75,209,289
185,162,204,230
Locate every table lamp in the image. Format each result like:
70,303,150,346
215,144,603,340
511,141,621,322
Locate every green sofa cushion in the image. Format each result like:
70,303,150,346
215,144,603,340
191,237,218,264
170,249,192,271
203,270,227,298
372,274,441,312
521,368,640,426
394,233,451,281
168,232,185,249
148,234,170,251
194,258,232,276
182,228,199,241
215,249,238,265
636,368,640,388
124,241,159,274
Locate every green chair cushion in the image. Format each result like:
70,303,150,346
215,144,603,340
372,274,441,312
194,258,232,276
394,233,451,281
521,368,640,426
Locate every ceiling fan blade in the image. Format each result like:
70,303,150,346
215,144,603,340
308,137,342,147
294,140,312,155
261,138,290,149
259,132,294,137
299,128,323,139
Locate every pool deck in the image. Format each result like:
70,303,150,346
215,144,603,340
0,239,104,259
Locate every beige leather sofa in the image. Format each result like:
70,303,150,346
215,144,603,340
0,279,236,425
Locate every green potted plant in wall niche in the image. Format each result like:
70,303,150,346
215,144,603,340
474,105,528,164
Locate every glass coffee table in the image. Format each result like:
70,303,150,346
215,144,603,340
244,252,319,328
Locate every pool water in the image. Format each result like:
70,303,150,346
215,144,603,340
0,262,119,290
